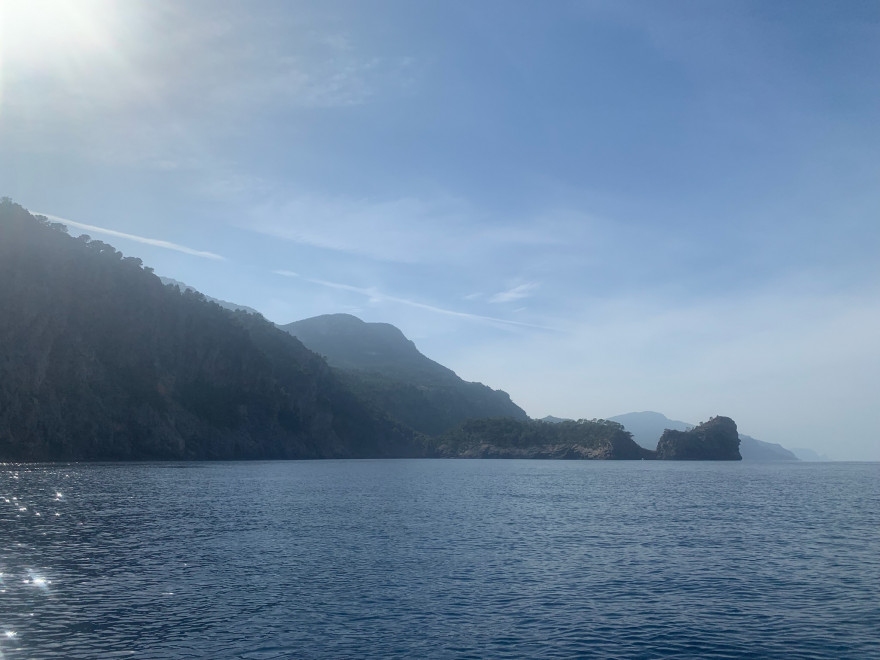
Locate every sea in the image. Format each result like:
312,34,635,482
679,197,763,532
1,460,878,659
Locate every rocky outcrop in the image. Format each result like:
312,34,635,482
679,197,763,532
432,418,652,460
608,411,797,460
654,416,742,460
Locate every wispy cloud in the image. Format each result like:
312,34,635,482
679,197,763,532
42,214,225,260
273,270,557,330
489,282,540,304
243,193,575,265
247,195,476,264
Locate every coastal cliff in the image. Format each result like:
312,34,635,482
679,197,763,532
0,200,420,461
654,416,742,460
0,199,749,463
432,418,652,459
431,416,742,461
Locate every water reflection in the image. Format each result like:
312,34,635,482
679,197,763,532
24,570,50,590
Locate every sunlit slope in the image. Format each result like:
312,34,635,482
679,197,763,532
0,199,418,460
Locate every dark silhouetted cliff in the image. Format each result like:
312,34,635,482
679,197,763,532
0,199,419,461
654,416,742,460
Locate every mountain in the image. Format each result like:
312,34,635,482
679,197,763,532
607,411,693,449
159,277,262,316
0,199,420,461
738,434,799,461
0,200,776,463
280,314,528,436
608,411,798,461
791,448,833,462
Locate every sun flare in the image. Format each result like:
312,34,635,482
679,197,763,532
0,0,113,67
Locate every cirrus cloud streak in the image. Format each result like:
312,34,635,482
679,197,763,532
42,214,225,260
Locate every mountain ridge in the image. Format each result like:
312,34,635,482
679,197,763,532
280,313,528,436
159,277,262,317
0,200,421,460
0,199,804,462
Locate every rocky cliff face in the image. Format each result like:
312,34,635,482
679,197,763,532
0,200,419,461
654,416,742,460
608,411,797,460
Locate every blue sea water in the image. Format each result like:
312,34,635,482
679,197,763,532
0,460,878,659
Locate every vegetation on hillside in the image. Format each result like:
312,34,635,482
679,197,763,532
282,314,528,436
0,199,745,462
0,199,418,460
433,417,651,459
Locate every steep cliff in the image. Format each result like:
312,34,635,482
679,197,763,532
654,416,742,460
0,200,419,460
608,411,796,460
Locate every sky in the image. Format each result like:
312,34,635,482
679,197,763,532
1,0,878,459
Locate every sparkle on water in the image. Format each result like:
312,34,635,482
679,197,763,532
0,460,878,659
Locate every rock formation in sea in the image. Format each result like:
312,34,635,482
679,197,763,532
607,411,797,460
654,416,742,460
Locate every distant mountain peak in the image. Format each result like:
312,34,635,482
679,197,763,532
281,313,434,375
280,313,528,435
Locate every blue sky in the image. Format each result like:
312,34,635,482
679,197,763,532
2,0,878,459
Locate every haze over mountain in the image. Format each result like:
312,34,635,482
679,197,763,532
607,411,798,461
606,412,694,449
791,448,833,462
281,314,528,436
159,277,262,317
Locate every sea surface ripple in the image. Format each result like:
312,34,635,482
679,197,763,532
1,460,878,658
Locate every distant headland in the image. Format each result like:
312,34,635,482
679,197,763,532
431,416,741,461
